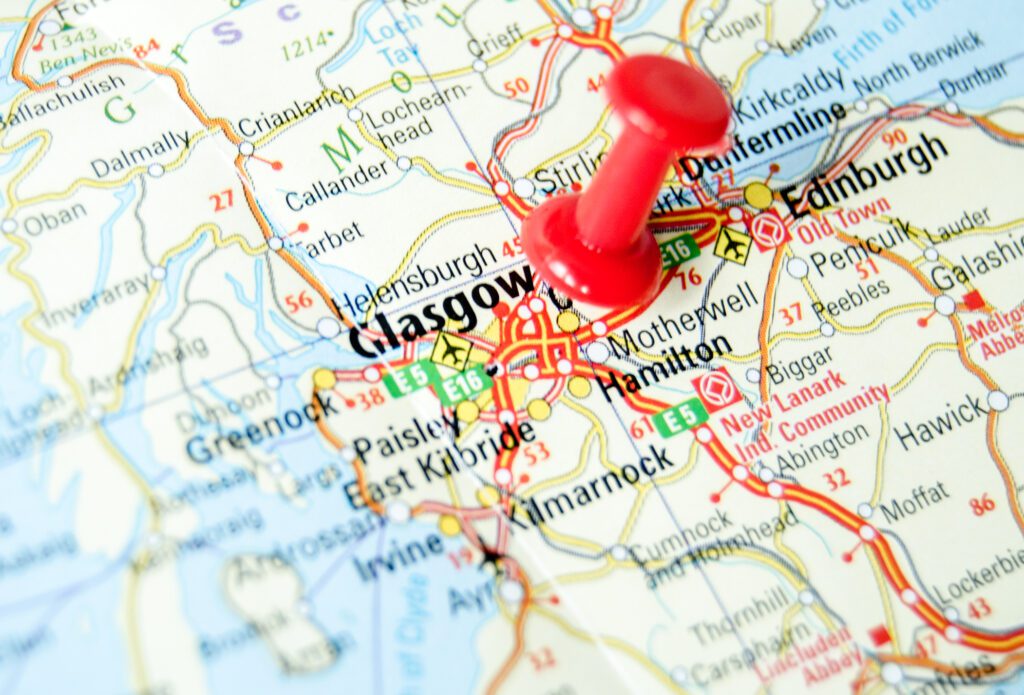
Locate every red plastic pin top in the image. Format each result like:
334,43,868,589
521,55,730,307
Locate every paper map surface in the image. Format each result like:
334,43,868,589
1,0,1024,693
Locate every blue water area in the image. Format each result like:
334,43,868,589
0,294,59,476
323,0,386,74
0,297,40,441
0,545,134,694
706,0,1024,184
615,0,669,32
99,409,495,693
75,183,137,328
254,194,388,337
0,23,26,106
0,301,135,693
95,231,207,488
0,246,137,691
115,232,205,415
986,668,1024,693
0,139,35,205
102,223,380,480
0,135,139,695
74,222,492,691
87,223,492,690
188,504,494,693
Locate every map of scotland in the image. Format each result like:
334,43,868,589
1,0,1024,693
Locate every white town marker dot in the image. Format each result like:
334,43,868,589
500,580,524,604
316,317,341,339
934,294,956,316
513,178,535,197
988,390,1010,411
386,500,411,524
585,342,611,364
787,257,809,278
881,663,903,685
571,8,593,26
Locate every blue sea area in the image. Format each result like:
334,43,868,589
0,114,137,693
0,299,135,693
323,1,386,74
708,0,1024,183
0,23,26,107
100,406,493,693
75,183,137,328
84,225,492,693
987,668,1024,694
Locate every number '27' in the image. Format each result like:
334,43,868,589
210,189,234,212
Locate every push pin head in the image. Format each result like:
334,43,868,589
521,55,730,308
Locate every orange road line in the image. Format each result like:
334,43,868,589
882,651,1024,679
974,115,1024,143
679,0,701,67
237,181,350,323
312,391,383,515
831,230,1023,536
569,33,624,61
758,249,785,403
695,426,1024,652
14,4,349,329
11,0,59,88
835,231,934,295
985,410,1024,534
23,0,1024,680
485,578,532,695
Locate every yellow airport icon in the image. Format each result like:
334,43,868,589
713,227,752,265
430,332,471,370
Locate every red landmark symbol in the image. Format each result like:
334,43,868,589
962,290,985,311
868,625,892,647
748,211,791,251
692,368,742,413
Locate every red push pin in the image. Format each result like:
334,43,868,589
521,55,730,307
